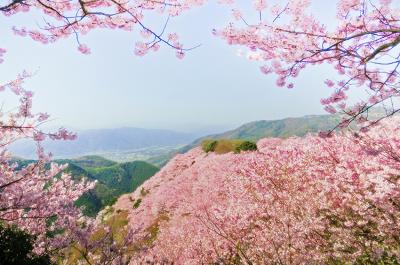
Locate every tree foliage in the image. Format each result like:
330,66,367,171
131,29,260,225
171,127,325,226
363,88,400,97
202,139,258,154
235,140,257,153
201,139,218,153
0,225,53,265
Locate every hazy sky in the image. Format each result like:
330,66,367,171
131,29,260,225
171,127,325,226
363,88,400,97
0,1,353,133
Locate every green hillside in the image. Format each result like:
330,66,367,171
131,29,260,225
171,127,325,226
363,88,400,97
213,115,342,140
74,160,159,216
179,109,390,154
149,114,342,165
66,155,117,168
150,110,388,165
14,156,159,217
200,108,391,146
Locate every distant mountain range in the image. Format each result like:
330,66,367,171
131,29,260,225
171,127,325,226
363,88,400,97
11,110,389,166
9,127,197,159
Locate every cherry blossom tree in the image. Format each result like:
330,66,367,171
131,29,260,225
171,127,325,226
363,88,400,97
0,72,95,254
214,0,400,131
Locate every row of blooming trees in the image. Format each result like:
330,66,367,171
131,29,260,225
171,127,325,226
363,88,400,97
114,118,400,264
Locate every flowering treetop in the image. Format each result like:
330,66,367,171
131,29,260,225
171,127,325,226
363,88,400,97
215,0,400,130
0,0,204,58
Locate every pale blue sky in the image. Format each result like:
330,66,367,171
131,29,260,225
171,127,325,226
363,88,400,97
0,1,351,133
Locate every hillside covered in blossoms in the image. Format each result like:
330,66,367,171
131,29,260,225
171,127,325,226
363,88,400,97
107,117,400,264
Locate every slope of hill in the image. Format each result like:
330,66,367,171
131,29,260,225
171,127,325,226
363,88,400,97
9,127,197,159
14,156,159,216
151,110,392,166
66,155,118,168
110,118,400,263
182,114,342,151
148,114,342,166
72,158,159,216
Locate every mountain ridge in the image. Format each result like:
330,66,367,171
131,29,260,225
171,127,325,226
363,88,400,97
149,113,343,165
175,109,389,155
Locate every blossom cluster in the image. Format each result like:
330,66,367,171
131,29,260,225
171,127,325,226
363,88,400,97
1,0,205,59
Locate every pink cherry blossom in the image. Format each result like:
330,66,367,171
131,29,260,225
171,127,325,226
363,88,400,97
0,74,94,254
253,0,267,11
78,44,91,55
